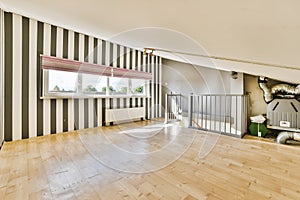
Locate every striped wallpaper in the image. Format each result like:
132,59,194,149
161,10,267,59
1,10,162,141
0,9,3,144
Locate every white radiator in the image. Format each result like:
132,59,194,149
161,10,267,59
105,107,145,123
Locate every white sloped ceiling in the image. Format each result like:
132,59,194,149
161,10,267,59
1,0,300,83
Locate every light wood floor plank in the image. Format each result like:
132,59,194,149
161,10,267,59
0,120,300,199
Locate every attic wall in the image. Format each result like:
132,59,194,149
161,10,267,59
161,59,244,115
2,11,162,141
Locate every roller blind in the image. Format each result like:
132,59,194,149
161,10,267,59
41,55,152,80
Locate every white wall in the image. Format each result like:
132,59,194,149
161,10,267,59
230,73,244,94
162,59,231,96
162,59,240,115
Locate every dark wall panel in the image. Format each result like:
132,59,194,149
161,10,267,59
74,32,79,61
74,99,79,130
50,99,56,134
84,99,88,128
4,12,13,141
22,17,29,139
63,99,68,132
36,21,44,136
50,26,57,57
63,29,68,59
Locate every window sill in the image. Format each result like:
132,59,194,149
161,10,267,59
40,94,150,99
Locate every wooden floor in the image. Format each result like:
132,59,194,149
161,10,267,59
1,120,300,199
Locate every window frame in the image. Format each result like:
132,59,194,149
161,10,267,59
42,69,149,99
130,78,146,95
108,76,129,96
81,73,107,95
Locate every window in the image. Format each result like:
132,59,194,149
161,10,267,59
131,79,145,95
48,70,78,93
109,77,128,95
43,70,148,98
82,74,107,94
41,55,151,98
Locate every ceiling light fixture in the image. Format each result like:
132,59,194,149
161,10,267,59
143,48,155,56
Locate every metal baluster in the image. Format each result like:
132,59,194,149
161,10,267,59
205,95,208,130
172,95,175,119
245,95,248,135
165,93,168,123
229,95,232,134
214,95,217,131
224,95,227,134
201,95,203,129
188,94,193,127
235,96,238,135
180,94,182,120
219,96,221,133
209,95,212,131
243,95,246,135
197,95,199,127
169,95,171,120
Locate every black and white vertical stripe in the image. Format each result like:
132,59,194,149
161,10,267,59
0,9,4,143
2,11,162,141
4,12,13,141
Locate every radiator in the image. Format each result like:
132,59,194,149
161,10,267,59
105,107,145,123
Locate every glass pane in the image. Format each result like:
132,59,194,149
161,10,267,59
48,70,78,92
82,74,107,94
109,77,128,95
131,79,145,94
